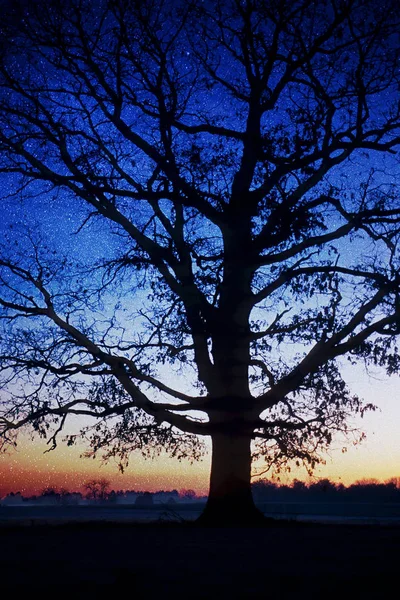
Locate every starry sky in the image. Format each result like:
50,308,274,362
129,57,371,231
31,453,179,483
1,0,400,498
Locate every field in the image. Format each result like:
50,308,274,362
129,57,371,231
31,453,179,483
1,519,399,595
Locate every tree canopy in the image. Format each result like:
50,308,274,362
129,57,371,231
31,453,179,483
0,0,400,523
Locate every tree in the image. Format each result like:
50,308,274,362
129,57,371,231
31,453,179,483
84,478,110,501
180,489,197,501
0,0,400,524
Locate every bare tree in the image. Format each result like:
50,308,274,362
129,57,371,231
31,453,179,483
1,0,400,523
84,478,110,502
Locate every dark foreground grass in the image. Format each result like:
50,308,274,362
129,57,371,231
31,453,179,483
1,519,399,595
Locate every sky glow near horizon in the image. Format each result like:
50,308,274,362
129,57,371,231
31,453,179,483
1,341,400,497
1,1,400,500
1,188,400,497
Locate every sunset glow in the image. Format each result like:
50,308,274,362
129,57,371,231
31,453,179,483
2,369,399,497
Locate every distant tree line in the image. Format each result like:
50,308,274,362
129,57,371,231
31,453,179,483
2,478,400,505
252,478,400,503
0,481,204,505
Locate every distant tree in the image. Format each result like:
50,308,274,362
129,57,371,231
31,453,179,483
251,479,278,502
83,478,110,501
1,0,400,524
348,478,399,501
41,487,59,497
291,480,307,493
354,478,380,486
2,492,23,505
39,486,61,504
180,489,197,501
308,478,338,496
386,477,400,489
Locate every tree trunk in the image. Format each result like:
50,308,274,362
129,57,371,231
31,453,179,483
197,430,265,525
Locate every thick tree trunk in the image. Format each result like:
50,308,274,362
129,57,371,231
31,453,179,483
196,220,263,525
197,430,265,525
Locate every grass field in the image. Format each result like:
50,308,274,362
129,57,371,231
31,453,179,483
1,520,399,594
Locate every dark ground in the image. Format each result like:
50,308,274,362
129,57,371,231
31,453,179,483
1,520,399,596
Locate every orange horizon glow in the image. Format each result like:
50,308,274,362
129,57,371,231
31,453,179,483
0,434,211,497
1,428,399,498
1,368,400,498
2,463,399,498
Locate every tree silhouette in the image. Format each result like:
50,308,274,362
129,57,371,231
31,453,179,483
84,478,110,501
1,0,400,524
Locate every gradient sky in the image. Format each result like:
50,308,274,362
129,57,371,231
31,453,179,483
1,1,400,499
1,356,399,497
1,167,399,497
1,185,399,498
